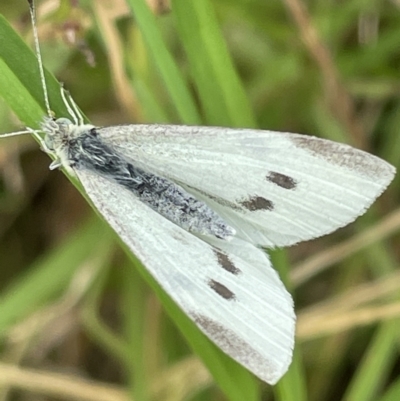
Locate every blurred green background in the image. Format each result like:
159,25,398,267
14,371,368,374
0,0,399,400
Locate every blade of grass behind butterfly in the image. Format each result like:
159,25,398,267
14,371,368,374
0,13,74,127
172,0,256,128
343,320,399,401
126,0,201,125
379,378,400,401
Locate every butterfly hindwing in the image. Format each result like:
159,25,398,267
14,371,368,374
76,167,295,384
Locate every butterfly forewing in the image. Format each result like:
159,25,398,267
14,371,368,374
97,125,395,247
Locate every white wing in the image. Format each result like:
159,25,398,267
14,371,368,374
76,168,295,385
96,125,395,247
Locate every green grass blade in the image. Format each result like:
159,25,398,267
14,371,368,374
0,13,71,126
125,0,201,125
172,0,256,127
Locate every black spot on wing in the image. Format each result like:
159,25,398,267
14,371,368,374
208,279,236,300
213,249,241,275
239,196,274,211
267,172,297,190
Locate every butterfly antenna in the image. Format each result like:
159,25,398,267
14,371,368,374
28,0,52,118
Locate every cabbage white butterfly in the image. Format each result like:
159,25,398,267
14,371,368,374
0,0,395,385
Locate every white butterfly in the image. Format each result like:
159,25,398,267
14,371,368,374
0,1,396,386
